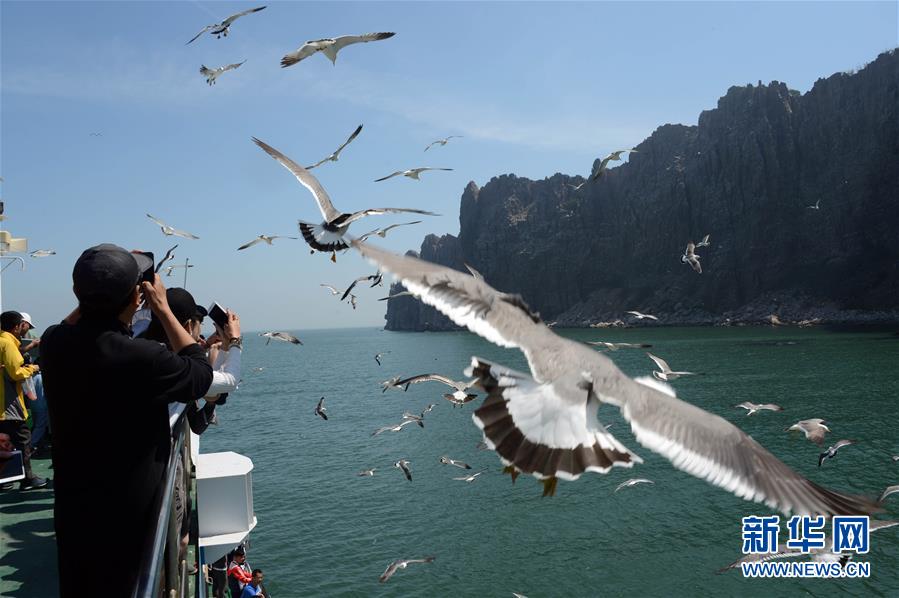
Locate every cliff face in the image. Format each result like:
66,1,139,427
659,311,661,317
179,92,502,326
385,50,899,329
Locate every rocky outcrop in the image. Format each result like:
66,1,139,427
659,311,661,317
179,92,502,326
385,50,899,330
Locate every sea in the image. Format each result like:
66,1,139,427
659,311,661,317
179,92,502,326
198,326,899,597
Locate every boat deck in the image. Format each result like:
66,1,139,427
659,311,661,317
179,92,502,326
0,453,58,597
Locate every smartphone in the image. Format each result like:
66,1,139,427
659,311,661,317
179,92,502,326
0,450,25,484
208,302,228,330
137,251,155,284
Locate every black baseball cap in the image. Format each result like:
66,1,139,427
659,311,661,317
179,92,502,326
73,244,154,312
165,288,206,323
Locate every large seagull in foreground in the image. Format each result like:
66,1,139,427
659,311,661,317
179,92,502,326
281,32,396,67
186,6,267,44
252,137,438,262
351,240,880,516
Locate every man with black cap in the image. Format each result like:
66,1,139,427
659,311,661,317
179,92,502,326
40,244,213,597
0,310,47,490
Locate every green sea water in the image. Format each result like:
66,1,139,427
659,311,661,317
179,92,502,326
199,326,899,597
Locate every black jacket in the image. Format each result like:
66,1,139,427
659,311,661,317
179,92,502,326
41,314,213,596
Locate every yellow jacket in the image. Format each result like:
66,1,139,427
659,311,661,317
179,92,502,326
1,330,36,421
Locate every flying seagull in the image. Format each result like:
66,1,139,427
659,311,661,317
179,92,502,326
357,221,423,243
785,419,830,446
646,353,698,381
314,397,328,420
200,61,245,85
374,352,390,366
394,459,413,481
371,420,420,437
146,214,199,239
626,311,658,321
401,411,425,427
252,137,437,261
29,249,56,258
590,149,638,181
806,199,821,210
735,402,784,416
695,234,711,248
237,234,297,250
341,271,382,301
320,284,343,297
155,244,178,273
614,478,654,493
259,331,302,345
392,373,479,405
818,439,855,467
358,468,376,477
681,242,702,274
305,124,363,170
453,470,487,483
439,456,472,470
588,341,652,351
164,264,194,277
879,485,899,502
379,556,435,583
424,136,463,152
349,240,880,514
374,167,454,182
718,519,899,574
567,181,587,191
281,32,396,67
186,6,267,44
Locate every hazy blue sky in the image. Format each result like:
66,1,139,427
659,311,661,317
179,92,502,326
1,1,896,332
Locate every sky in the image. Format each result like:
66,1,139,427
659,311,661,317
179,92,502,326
1,1,896,332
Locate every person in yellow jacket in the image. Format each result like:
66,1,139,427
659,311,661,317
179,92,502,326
0,310,47,489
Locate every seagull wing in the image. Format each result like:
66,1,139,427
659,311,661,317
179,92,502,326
238,238,264,250
221,5,266,26
340,280,358,302
833,439,855,450
186,24,214,45
379,561,400,583
147,214,169,228
252,137,341,223
396,373,460,389
329,31,396,56
274,332,302,344
170,227,200,240
465,263,485,280
222,61,246,72
331,123,363,157
342,207,439,226
759,404,783,411
646,353,672,373
280,41,326,67
374,171,404,182
685,242,696,257
353,241,879,516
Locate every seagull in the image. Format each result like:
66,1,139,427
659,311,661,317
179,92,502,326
695,234,711,248
320,284,343,297
358,468,376,477
186,6,267,44
588,341,652,351
305,124,363,170
393,459,413,481
567,181,587,191
146,214,199,239
237,234,297,250
357,221,423,243
378,556,435,583
199,61,245,85
440,456,472,470
252,137,437,261
681,242,702,274
314,397,328,420
88,132,103,137
735,402,784,416
614,478,654,492
281,32,396,67
590,149,638,181
372,420,420,436
348,294,358,310
646,353,698,381
252,367,265,373
424,136,463,152
164,264,193,278
341,272,382,301
392,373,479,405
155,244,178,272
401,411,425,427
420,403,437,415
818,439,855,467
718,519,899,574
259,331,302,345
374,352,390,366
626,311,658,321
374,167,454,182
879,485,899,502
893,456,899,462
454,470,486,482
349,241,880,513
786,419,831,446
381,376,404,392
29,249,56,258
806,199,821,210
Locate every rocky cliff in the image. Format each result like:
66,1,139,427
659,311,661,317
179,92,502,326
385,50,899,330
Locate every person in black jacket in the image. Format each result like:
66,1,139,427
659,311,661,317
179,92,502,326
40,244,213,597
